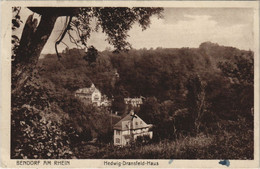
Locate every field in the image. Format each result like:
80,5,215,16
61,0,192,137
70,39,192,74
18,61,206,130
74,118,253,159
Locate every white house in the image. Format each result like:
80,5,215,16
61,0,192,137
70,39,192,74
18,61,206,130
100,100,112,107
75,84,102,106
100,95,112,107
113,111,153,146
124,97,144,107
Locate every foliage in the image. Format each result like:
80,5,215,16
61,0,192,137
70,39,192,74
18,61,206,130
74,116,253,159
135,135,152,145
91,7,163,51
28,7,164,53
186,74,210,133
39,41,254,142
11,75,74,159
12,39,254,159
12,7,23,30
75,133,214,159
111,95,126,115
11,7,164,103
83,46,98,64
11,35,20,60
12,7,22,60
218,52,253,86
218,52,254,119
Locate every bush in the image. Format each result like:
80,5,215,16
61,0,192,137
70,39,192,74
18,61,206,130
135,135,152,145
11,78,74,159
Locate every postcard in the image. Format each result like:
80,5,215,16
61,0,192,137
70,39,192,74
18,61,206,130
1,0,259,168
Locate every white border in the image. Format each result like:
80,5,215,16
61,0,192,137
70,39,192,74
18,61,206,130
1,1,259,168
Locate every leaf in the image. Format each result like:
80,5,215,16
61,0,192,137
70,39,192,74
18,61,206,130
12,19,20,28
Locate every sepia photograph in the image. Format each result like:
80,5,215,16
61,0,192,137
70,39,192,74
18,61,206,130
1,0,259,168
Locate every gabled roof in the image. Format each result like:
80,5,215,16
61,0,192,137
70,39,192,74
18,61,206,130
113,113,151,131
75,84,100,95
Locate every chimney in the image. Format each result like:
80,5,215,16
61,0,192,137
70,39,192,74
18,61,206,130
130,110,135,115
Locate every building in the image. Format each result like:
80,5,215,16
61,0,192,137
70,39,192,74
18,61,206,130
75,84,102,106
113,111,153,146
100,95,112,107
124,97,144,107
100,100,112,107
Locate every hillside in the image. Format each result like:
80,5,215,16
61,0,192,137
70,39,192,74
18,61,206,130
11,42,254,159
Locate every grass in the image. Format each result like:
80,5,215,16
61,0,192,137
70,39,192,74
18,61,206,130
74,120,253,159
98,133,214,159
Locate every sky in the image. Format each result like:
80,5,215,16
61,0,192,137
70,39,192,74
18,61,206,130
14,7,254,54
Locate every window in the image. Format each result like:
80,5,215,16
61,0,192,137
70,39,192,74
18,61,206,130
116,130,120,135
116,138,120,143
93,94,99,101
136,122,138,125
122,130,129,135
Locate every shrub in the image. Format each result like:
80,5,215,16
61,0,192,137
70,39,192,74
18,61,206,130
11,78,74,159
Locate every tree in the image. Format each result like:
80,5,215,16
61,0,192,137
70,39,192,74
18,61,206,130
139,97,160,124
218,52,253,87
83,45,98,64
12,7,163,95
218,52,254,118
111,95,126,115
186,74,208,133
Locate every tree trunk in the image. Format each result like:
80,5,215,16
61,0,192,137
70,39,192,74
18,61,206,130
12,14,58,95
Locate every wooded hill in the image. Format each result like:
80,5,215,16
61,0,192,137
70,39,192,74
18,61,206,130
11,41,254,159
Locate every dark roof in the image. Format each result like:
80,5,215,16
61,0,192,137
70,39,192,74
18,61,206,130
75,84,100,95
113,113,151,131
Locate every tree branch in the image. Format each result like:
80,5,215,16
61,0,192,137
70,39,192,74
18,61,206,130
55,16,72,59
28,7,80,17
68,30,82,49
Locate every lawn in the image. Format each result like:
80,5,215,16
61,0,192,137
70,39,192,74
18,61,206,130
73,126,253,159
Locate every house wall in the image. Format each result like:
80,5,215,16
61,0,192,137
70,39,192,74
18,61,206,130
75,93,92,105
114,130,122,146
114,129,153,146
121,136,127,146
75,86,102,106
113,114,153,146
122,130,130,135
122,121,131,131
132,117,146,130
149,131,153,139
133,129,153,140
124,98,143,107
91,89,101,106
